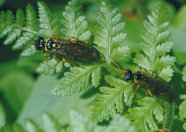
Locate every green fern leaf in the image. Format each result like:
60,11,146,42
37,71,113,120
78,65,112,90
91,75,131,122
105,114,135,132
126,97,163,132
13,4,38,50
42,114,61,132
0,11,6,31
24,120,41,132
111,46,130,62
61,0,91,40
69,110,97,132
36,59,59,75
21,45,37,56
183,66,186,82
4,9,25,45
52,65,101,96
94,1,127,62
0,10,14,38
179,95,186,130
69,110,135,132
38,1,54,37
134,3,175,81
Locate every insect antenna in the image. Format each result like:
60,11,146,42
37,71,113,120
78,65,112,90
23,32,37,43
109,56,126,75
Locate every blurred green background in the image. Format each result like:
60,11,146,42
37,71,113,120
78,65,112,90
0,0,186,129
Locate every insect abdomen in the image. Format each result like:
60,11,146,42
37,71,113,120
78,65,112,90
59,42,99,62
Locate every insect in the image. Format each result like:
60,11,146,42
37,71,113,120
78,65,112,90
110,58,175,108
35,36,100,62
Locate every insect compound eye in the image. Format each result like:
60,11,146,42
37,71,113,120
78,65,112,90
46,39,54,50
59,41,64,46
135,71,143,81
35,36,45,50
124,69,133,80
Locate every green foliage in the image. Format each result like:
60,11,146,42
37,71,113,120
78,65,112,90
0,1,59,58
91,75,131,122
127,97,163,131
90,1,131,123
0,114,62,132
94,1,128,62
0,4,38,51
36,59,63,75
174,5,186,32
182,66,186,82
68,110,135,132
179,95,186,131
134,3,175,82
61,0,91,40
17,75,91,124
0,110,135,132
0,102,5,128
0,0,184,132
179,67,186,130
0,71,34,115
52,65,101,96
38,1,54,37
90,3,176,132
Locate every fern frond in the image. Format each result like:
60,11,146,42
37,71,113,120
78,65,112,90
179,95,186,131
134,3,175,81
4,9,25,45
0,10,14,38
0,113,63,132
21,45,37,56
36,59,62,75
38,1,54,37
91,75,131,122
69,110,135,132
13,4,39,50
69,110,97,132
127,97,163,132
0,4,39,52
61,0,91,40
42,114,61,132
0,1,58,57
106,114,135,132
52,65,102,96
94,1,128,62
183,66,186,82
24,120,41,132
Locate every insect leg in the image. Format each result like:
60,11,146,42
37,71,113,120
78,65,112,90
110,75,124,87
126,82,135,95
146,89,163,110
130,82,135,88
150,128,170,132
132,85,140,98
67,36,90,42
41,53,49,64
109,57,125,74
63,57,80,73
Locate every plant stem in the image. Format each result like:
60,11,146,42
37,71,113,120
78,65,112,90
163,101,175,131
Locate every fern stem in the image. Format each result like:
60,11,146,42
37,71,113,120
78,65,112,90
106,12,112,63
13,24,40,36
21,27,40,35
163,101,175,131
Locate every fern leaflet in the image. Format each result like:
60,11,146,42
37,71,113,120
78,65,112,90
94,1,128,63
61,0,91,40
52,65,101,96
127,97,163,132
133,3,175,81
91,75,131,122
